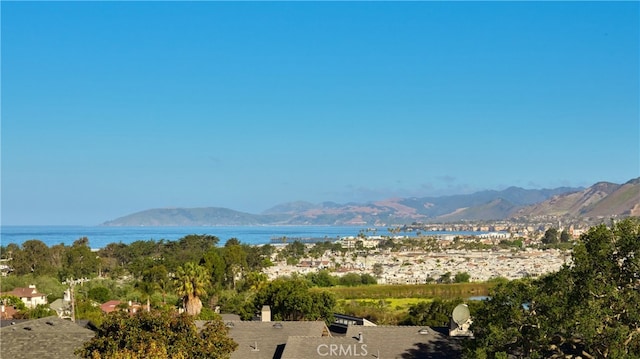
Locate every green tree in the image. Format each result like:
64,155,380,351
143,264,170,305
0,295,27,311
243,244,268,272
88,286,111,303
77,310,237,359
403,298,476,327
22,304,57,319
560,229,571,243
11,240,53,275
339,273,364,287
217,290,255,320
223,243,247,290
542,228,559,245
439,272,452,284
466,279,538,357
454,272,471,283
239,271,268,293
307,270,337,287
174,234,219,263
284,241,306,258
174,262,210,316
253,277,336,323
201,248,226,289
61,237,100,279
468,218,640,358
360,273,377,285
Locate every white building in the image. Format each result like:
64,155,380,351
0,285,48,309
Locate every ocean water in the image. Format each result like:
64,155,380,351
0,225,486,249
0,225,393,249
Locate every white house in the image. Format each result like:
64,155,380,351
0,285,48,309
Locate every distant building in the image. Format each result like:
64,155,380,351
50,289,72,319
0,304,19,320
330,313,376,335
477,232,509,239
0,285,47,309
100,300,147,314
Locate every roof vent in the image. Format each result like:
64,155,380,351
46,321,55,326
272,322,283,329
225,322,234,328
418,328,429,335
24,327,32,331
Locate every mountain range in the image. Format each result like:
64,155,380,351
102,178,640,226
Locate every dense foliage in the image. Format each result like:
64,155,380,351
252,276,336,323
403,298,482,327
467,218,640,359
78,310,237,359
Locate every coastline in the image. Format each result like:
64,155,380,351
0,225,489,249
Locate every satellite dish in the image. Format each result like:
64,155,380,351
452,304,470,327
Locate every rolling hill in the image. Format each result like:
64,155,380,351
512,178,640,218
102,178,639,226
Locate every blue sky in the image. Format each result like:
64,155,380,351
2,1,638,225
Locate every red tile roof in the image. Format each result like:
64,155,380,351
1,287,46,299
0,305,19,319
100,300,122,313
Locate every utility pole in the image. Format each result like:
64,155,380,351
69,279,76,323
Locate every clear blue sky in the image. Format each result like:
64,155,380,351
2,1,638,225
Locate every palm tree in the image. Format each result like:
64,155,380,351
135,280,154,312
174,262,209,316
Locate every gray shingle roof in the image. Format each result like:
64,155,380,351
281,325,463,359
0,316,95,358
196,320,330,359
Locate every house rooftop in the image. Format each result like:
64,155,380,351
196,320,330,359
99,300,122,313
0,286,46,298
281,325,464,359
0,316,95,358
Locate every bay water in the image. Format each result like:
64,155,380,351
1,225,387,249
0,225,485,249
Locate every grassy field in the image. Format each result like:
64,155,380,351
337,297,431,312
313,282,494,300
314,284,495,325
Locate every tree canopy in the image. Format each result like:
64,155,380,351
77,310,237,359
253,276,336,323
468,218,640,359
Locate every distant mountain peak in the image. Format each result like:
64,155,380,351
513,178,639,219
103,178,638,226
261,201,317,215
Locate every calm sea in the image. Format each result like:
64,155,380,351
0,225,485,249
0,225,383,249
